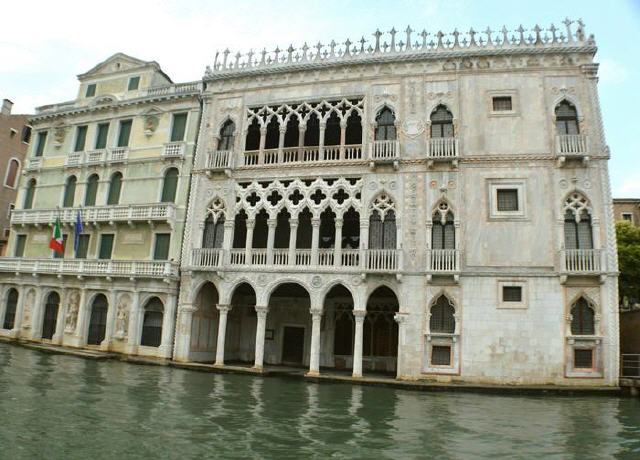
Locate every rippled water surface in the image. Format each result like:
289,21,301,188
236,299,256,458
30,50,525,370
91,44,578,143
1,343,639,459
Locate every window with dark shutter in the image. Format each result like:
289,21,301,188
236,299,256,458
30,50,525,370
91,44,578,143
85,84,96,97
432,211,455,249
14,235,26,257
63,176,77,208
34,131,47,157
555,100,579,135
492,96,512,111
117,120,132,147
21,126,32,144
430,105,454,138
74,126,87,152
202,215,225,249
107,172,122,205
141,297,164,347
98,234,114,259
368,210,397,249
161,168,178,203
85,174,99,206
574,349,593,369
128,76,140,91
95,123,109,149
170,113,187,142
75,234,90,259
153,234,171,260
497,189,519,212
23,179,36,209
570,298,595,335
503,286,522,302
430,296,456,333
219,120,236,150
5,159,20,188
374,108,396,141
564,210,593,250
3,289,18,329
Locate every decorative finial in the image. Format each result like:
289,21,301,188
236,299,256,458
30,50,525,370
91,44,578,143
287,45,294,63
389,27,397,52
436,30,444,48
501,26,509,46
563,18,574,42
469,28,477,46
576,18,585,41
359,36,366,53
234,52,241,68
420,29,428,49
516,25,525,45
329,40,337,57
274,46,281,63
549,24,558,43
484,27,493,46
315,42,322,60
373,29,382,52
260,48,267,64
344,38,352,57
301,42,309,61
213,51,219,69
222,48,230,67
533,24,542,44
247,49,254,67
452,29,460,48
405,25,413,50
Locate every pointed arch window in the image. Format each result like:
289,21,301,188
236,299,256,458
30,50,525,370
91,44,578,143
430,105,454,138
63,176,77,208
161,168,179,203
555,100,579,135
570,297,595,335
432,203,455,250
563,193,593,250
375,107,396,141
369,194,397,250
219,120,236,151
107,172,123,205
141,297,164,347
85,174,99,206
430,296,456,334
23,179,36,209
5,158,20,188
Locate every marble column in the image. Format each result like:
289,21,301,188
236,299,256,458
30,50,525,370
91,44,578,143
308,308,323,376
253,305,269,370
318,123,326,159
73,288,88,347
339,120,347,159
258,127,267,164
214,304,231,366
394,313,408,379
222,220,235,265
30,287,43,341
0,284,6,330
245,219,255,265
277,127,286,162
52,290,66,345
11,284,26,337
172,302,196,361
359,222,370,270
311,218,320,265
288,219,298,266
298,126,306,158
125,290,141,355
352,310,366,378
334,218,343,267
266,218,277,265
101,290,118,350
158,294,178,358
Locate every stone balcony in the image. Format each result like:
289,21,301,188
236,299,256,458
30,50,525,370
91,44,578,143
11,203,176,227
369,140,400,169
426,249,461,281
0,258,178,281
191,247,401,273
560,249,604,282
64,148,128,167
426,137,459,167
206,150,234,173
24,157,43,171
556,134,589,166
162,142,186,158
241,144,363,167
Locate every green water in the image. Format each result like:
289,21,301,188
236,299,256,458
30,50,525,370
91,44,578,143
0,343,639,459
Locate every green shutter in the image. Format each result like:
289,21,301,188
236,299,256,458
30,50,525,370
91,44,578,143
170,113,187,142
107,173,122,205
117,120,132,147
98,234,114,259
14,235,26,257
85,175,99,206
35,131,47,157
153,234,171,260
23,181,35,209
128,76,140,90
161,168,178,203
85,84,96,97
63,177,76,208
76,235,90,259
95,123,109,149
74,126,87,152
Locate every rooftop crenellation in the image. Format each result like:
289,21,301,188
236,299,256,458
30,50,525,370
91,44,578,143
205,18,594,78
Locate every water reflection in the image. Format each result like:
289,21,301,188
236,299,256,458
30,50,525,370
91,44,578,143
0,343,639,460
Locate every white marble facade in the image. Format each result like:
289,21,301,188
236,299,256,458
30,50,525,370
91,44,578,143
177,20,619,386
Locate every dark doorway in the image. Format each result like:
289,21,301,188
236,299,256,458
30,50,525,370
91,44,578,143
282,326,305,365
42,292,60,340
87,294,108,345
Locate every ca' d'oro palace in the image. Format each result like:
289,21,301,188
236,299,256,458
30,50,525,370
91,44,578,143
0,19,621,388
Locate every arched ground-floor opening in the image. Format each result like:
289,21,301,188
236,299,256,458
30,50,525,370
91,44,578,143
87,294,108,346
266,283,311,367
189,282,219,362
225,282,257,364
364,286,399,374
323,284,355,370
42,292,60,340
140,297,164,348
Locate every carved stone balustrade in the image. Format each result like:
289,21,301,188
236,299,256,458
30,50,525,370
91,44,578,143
206,150,234,172
369,140,400,169
241,145,363,168
426,137,459,167
162,142,185,158
11,203,176,227
556,134,589,166
426,249,461,281
0,258,179,280
560,249,602,274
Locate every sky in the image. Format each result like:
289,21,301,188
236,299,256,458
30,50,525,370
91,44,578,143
1,0,638,197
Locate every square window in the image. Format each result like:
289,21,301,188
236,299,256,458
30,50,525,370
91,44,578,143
574,349,593,369
431,345,452,366
98,234,114,259
86,84,96,98
128,76,140,91
492,96,512,111
153,233,171,260
497,189,519,212
503,286,522,302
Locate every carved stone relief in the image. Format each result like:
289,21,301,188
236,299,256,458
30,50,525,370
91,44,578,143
114,295,130,339
22,289,35,330
64,290,80,334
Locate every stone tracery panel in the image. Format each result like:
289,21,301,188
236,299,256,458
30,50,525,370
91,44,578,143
246,99,364,129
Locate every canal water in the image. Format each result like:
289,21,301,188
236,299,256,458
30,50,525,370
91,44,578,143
0,344,639,459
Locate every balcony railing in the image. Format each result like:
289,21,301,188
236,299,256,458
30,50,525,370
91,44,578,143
0,258,178,279
242,145,363,167
144,81,202,97
207,150,234,170
65,148,128,167
191,248,397,272
561,249,602,273
427,249,460,273
369,140,400,162
109,147,128,162
556,134,587,155
11,203,176,226
427,137,459,160
163,142,185,157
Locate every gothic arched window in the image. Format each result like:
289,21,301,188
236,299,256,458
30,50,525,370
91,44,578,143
570,297,595,335
429,296,456,334
432,202,455,250
219,120,236,151
563,193,593,250
555,100,579,135
369,194,396,249
375,107,396,141
430,105,454,138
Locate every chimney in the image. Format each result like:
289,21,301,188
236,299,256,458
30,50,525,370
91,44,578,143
1,99,13,116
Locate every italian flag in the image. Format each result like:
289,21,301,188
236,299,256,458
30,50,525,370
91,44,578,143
49,217,64,255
